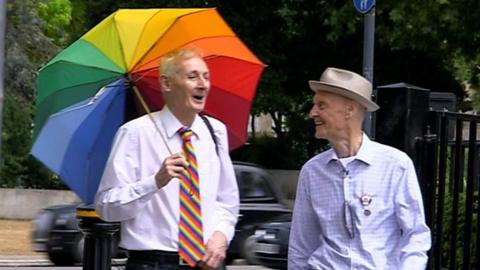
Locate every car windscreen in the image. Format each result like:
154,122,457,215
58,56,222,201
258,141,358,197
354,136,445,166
237,170,276,202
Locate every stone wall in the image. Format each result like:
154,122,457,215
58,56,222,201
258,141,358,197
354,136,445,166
0,188,80,220
0,170,300,220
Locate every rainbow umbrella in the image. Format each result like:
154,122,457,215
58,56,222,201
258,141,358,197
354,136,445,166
31,8,265,203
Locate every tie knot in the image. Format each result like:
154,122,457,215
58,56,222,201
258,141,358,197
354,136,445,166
178,127,193,141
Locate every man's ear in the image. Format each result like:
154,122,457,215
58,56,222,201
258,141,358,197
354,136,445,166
160,75,171,92
345,101,356,119
347,101,366,120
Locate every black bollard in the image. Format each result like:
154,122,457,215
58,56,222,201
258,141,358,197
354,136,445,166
77,204,120,270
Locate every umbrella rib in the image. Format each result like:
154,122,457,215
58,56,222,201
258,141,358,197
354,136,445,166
128,8,175,70
48,83,119,118
43,59,125,74
129,9,185,71
37,76,123,106
129,68,157,83
133,44,262,76
131,9,221,71
130,52,264,84
201,52,264,65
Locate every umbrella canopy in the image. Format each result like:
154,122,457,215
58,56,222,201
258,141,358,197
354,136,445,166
32,8,265,204
34,7,265,149
32,80,129,203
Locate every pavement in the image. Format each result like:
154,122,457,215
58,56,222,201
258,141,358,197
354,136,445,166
0,254,52,267
0,254,132,267
0,255,251,267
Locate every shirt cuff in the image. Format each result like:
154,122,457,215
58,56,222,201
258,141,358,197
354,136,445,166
133,175,158,197
214,221,235,243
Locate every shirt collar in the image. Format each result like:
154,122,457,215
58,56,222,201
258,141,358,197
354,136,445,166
327,133,374,165
355,133,374,165
159,106,203,139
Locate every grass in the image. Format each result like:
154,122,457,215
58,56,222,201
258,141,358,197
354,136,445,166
0,219,37,255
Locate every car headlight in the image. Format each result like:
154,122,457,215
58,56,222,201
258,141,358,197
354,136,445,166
254,229,266,236
255,228,277,239
264,231,277,240
55,213,74,226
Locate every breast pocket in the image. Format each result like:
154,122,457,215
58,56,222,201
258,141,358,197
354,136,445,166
310,184,344,225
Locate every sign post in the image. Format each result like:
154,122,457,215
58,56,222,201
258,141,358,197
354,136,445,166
0,1,5,166
353,0,376,137
353,0,375,14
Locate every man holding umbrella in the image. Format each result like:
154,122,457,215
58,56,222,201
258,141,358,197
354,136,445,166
95,48,239,270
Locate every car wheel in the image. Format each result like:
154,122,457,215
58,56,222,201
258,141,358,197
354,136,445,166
72,235,84,263
48,251,76,266
241,235,260,265
224,255,236,265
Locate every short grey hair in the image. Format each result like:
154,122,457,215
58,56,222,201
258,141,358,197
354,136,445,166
159,47,203,77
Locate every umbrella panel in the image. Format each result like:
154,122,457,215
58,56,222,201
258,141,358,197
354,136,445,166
32,79,136,203
34,77,122,138
135,8,236,70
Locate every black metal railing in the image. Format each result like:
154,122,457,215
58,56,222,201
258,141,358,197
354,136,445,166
77,204,120,270
416,111,480,270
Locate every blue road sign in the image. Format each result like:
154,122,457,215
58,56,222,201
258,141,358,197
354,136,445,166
353,0,375,14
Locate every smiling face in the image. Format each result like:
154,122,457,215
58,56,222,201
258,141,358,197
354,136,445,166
161,55,210,125
309,91,352,141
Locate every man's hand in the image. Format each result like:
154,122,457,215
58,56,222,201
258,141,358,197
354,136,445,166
200,231,228,269
155,153,188,189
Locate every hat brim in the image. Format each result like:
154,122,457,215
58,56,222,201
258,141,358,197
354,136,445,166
309,81,380,112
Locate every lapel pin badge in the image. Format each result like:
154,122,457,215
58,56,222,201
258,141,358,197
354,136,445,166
360,194,372,216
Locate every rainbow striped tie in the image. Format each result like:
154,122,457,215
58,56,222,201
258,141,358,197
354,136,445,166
178,127,205,266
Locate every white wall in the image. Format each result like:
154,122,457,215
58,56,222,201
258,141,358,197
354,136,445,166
0,170,299,220
0,188,80,220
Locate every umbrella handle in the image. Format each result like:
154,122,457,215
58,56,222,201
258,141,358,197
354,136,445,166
132,85,173,155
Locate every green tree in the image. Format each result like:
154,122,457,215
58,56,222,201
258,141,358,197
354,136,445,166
1,0,63,188
6,0,480,179
66,0,478,168
0,95,32,187
319,0,480,108
36,0,73,46
0,95,62,188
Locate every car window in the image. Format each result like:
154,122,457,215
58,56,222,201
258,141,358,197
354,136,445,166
237,171,275,201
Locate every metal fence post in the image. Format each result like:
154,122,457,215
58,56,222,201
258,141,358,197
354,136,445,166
374,83,430,161
76,204,119,270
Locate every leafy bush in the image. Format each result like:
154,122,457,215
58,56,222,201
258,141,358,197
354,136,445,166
0,94,67,189
231,133,328,170
439,189,478,269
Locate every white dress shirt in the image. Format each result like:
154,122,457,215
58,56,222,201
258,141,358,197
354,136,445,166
95,106,239,251
288,134,431,270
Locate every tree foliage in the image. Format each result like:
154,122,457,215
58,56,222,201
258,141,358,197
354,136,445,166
3,0,480,185
37,0,73,46
66,0,480,168
321,0,480,108
1,0,64,188
0,95,63,188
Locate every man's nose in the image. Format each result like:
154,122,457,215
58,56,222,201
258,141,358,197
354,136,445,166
197,76,209,88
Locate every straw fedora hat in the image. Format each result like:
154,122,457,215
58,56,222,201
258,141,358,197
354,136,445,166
309,67,379,112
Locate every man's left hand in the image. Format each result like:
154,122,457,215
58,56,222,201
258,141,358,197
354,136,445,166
201,231,228,269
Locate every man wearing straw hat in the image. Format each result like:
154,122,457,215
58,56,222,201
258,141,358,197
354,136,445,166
95,48,239,270
288,67,431,269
